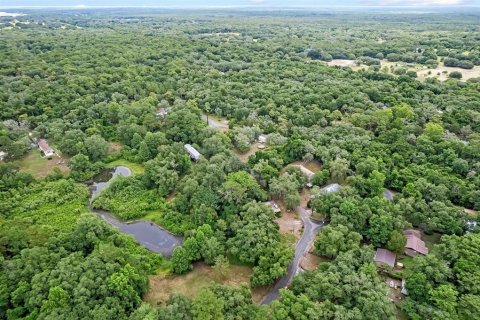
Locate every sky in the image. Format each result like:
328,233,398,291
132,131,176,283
1,0,479,7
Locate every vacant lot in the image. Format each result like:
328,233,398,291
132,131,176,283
14,150,69,178
417,65,480,81
105,159,145,174
144,262,269,305
234,143,262,163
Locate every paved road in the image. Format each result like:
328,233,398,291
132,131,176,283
261,206,324,304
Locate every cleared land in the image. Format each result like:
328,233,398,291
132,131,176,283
144,262,269,305
327,59,480,82
14,149,69,178
417,65,480,81
234,143,261,163
106,159,145,175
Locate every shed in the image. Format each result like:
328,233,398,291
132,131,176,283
0,151,7,161
298,165,315,180
258,134,268,144
38,139,54,158
184,144,201,161
374,248,396,268
265,201,281,214
383,189,395,201
156,107,171,119
404,229,428,256
322,183,341,194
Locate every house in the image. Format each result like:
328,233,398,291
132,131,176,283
265,201,281,214
258,134,268,144
38,139,54,158
374,248,396,268
156,107,171,119
0,151,7,161
184,144,201,161
322,183,342,194
404,229,429,256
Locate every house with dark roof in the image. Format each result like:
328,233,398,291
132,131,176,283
38,139,54,158
404,229,429,256
374,248,396,268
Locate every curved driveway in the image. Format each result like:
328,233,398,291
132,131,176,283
262,206,324,304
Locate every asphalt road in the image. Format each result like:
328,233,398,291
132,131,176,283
261,206,324,304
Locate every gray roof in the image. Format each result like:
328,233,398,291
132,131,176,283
322,183,341,193
184,144,200,160
375,248,396,268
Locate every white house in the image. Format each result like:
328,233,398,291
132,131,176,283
184,144,201,161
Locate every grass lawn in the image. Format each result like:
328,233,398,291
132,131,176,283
14,149,69,178
106,159,145,174
144,262,270,305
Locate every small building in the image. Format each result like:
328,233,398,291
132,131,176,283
184,144,201,161
298,165,315,180
404,229,428,257
156,107,171,119
374,248,396,268
322,183,341,194
0,151,7,161
38,139,54,158
401,279,408,295
265,201,281,214
383,189,395,201
466,220,478,231
258,134,268,144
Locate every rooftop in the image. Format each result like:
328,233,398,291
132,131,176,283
184,144,200,160
374,248,396,268
38,139,53,153
322,183,341,194
404,229,428,255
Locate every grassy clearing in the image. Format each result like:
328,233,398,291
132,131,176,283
106,159,145,174
233,143,261,163
144,262,269,305
14,149,69,178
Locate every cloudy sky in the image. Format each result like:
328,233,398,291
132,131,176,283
1,0,478,7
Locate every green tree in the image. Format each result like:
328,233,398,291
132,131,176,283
387,230,406,254
192,289,224,320
171,247,192,274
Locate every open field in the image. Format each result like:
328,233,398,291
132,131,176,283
275,204,303,241
144,262,269,305
106,159,145,174
14,149,69,178
417,65,480,81
327,59,480,82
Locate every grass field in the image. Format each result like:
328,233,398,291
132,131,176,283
106,159,145,174
144,262,270,305
14,149,69,178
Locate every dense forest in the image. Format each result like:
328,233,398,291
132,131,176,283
1,8,480,320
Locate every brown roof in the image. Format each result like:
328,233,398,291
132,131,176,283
374,248,396,268
38,139,52,153
404,230,428,255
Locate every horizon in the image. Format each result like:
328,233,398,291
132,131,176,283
2,0,480,9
